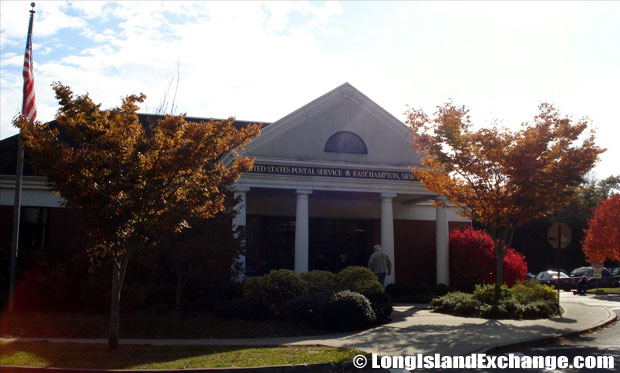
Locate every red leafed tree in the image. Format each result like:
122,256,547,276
407,102,603,307
450,228,527,291
582,194,620,263
15,83,261,349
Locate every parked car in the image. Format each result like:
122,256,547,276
535,270,572,290
569,267,616,288
548,268,569,276
609,267,619,287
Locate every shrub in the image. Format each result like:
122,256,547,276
300,270,338,294
453,297,487,317
510,280,557,304
214,298,273,320
243,270,307,313
365,291,393,320
353,280,385,297
319,291,376,331
473,283,510,304
518,300,560,319
242,276,265,300
449,228,528,291
430,291,475,312
280,292,333,324
432,282,560,319
337,266,379,292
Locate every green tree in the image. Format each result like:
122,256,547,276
512,175,619,271
406,103,604,308
15,83,260,348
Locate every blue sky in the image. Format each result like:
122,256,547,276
1,1,618,178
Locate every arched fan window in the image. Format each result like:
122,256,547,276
324,131,368,154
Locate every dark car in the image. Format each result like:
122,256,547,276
610,267,620,287
535,270,572,290
569,267,616,288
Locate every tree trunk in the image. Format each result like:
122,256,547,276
109,255,130,349
175,270,185,313
493,244,505,312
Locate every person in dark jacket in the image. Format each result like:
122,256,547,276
576,275,589,295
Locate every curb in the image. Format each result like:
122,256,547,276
0,362,341,373
476,306,618,354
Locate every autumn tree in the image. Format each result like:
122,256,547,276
406,103,603,308
14,83,261,348
582,194,620,263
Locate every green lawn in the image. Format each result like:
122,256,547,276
0,312,326,339
589,288,620,293
0,342,365,369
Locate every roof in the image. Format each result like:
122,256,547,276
0,114,269,176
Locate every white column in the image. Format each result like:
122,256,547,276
232,186,250,281
381,193,396,285
435,195,449,286
294,189,312,273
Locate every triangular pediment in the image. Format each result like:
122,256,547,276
245,83,421,168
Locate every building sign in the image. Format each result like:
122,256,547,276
248,163,417,181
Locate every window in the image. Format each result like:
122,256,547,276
324,131,367,154
20,207,49,251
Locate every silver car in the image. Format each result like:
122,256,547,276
535,270,572,290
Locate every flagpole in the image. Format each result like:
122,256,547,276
8,2,36,313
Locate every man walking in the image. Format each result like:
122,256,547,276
368,244,392,286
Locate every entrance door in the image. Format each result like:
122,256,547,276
309,219,372,272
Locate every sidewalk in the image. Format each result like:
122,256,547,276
1,293,617,356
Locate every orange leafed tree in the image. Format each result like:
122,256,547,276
582,194,620,263
406,103,604,306
14,83,261,348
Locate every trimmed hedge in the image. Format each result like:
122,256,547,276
300,270,338,294
280,292,333,324
238,266,392,327
337,266,378,292
281,290,378,331
243,269,307,313
365,291,393,320
320,291,376,331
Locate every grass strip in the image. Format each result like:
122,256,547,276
0,342,365,369
589,288,620,293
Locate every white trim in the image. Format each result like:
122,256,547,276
0,175,52,191
247,157,416,172
0,175,64,207
236,173,429,195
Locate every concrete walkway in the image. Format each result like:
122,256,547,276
2,292,618,356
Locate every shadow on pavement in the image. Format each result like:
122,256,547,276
329,319,583,356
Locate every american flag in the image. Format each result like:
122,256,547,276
22,7,36,123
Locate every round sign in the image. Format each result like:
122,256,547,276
547,222,571,249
